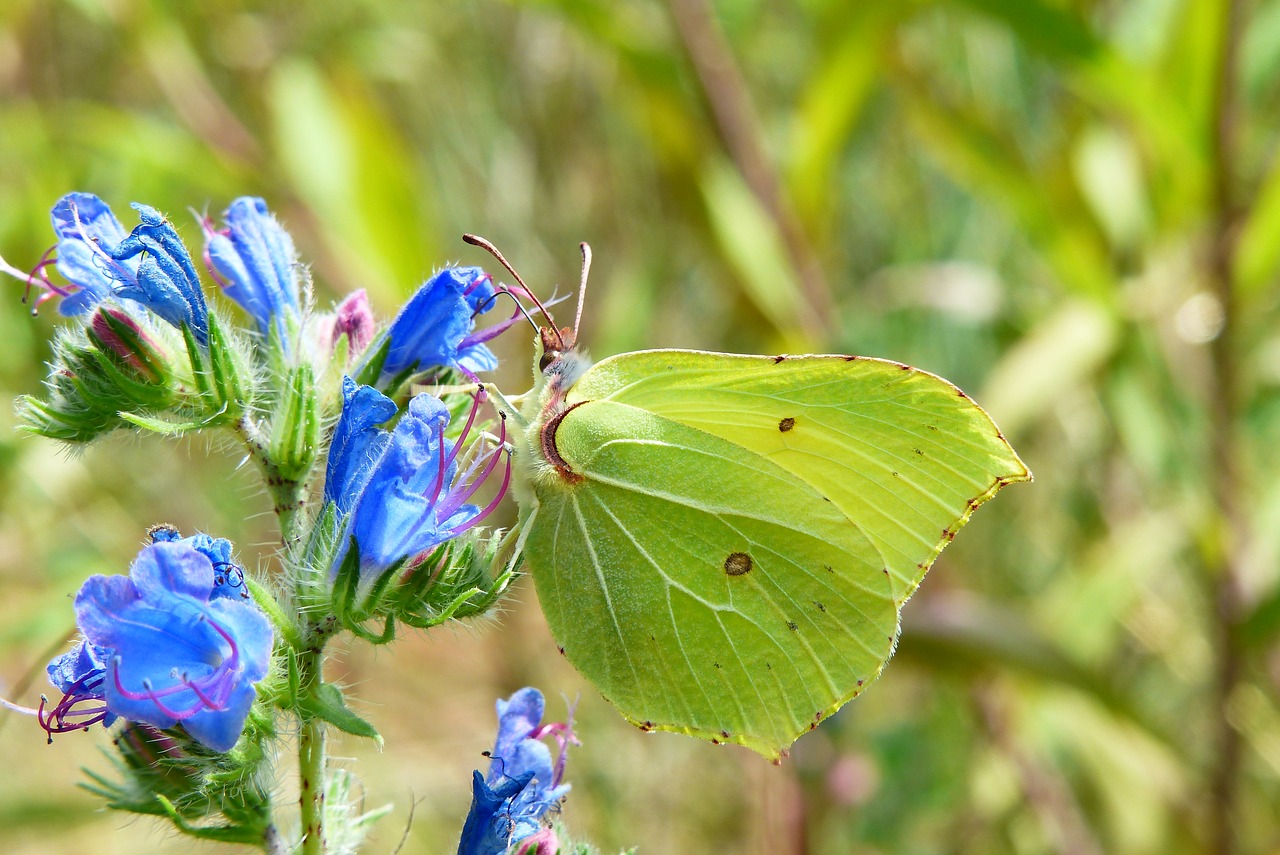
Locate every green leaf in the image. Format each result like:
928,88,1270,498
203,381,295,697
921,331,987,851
298,683,383,745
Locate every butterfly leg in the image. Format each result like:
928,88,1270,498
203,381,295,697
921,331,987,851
482,382,530,430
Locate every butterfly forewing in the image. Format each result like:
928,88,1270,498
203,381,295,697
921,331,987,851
526,400,898,759
568,350,1031,606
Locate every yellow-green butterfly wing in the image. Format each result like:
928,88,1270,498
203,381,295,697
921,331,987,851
515,349,1028,759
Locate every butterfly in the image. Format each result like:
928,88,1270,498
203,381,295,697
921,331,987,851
470,236,1030,760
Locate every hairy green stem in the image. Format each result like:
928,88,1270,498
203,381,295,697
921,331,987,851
232,414,306,545
298,645,328,855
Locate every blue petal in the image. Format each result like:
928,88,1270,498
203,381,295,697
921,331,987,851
49,193,137,316
111,204,209,345
73,574,141,643
178,679,259,752
346,393,458,578
130,540,216,604
379,267,497,380
206,597,274,684
457,769,535,855
46,640,110,694
206,197,300,340
324,377,397,513
491,688,545,770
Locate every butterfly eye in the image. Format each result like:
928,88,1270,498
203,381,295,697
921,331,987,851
539,351,558,373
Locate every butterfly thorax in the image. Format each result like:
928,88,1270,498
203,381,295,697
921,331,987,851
511,329,595,510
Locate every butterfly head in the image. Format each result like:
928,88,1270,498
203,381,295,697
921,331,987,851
536,325,592,393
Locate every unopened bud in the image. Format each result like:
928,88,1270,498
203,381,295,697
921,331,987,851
88,305,167,383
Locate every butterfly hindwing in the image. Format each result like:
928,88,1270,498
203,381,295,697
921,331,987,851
525,400,898,759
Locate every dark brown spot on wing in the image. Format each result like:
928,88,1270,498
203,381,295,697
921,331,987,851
778,417,796,432
724,552,753,576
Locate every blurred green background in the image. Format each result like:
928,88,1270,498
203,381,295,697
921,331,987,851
2,0,1279,852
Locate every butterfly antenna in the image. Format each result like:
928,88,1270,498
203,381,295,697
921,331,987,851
462,233,563,349
574,242,591,340
471,288,542,335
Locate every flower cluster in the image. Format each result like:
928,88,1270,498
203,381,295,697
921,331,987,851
1,189,587,853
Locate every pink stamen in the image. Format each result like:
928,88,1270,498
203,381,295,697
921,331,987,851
438,418,508,520
441,388,484,472
429,421,449,509
449,449,512,534
108,616,240,721
460,308,525,347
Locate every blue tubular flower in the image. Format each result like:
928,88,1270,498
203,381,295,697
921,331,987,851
327,382,511,588
324,377,398,517
18,194,212,344
109,204,210,346
73,541,273,752
202,197,301,343
375,266,499,383
49,192,139,316
458,688,575,855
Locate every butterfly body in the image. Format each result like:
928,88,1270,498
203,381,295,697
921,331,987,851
507,340,1029,759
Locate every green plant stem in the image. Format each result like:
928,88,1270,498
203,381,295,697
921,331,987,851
664,0,834,342
1206,1,1246,853
233,414,305,545
298,645,328,855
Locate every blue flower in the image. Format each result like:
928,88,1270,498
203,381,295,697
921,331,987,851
36,194,211,345
374,266,499,384
72,540,273,752
202,197,301,344
148,524,251,602
109,204,210,345
458,688,574,855
49,192,139,316
326,382,510,588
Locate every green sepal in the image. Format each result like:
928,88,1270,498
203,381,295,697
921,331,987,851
205,314,248,421
387,532,513,628
245,576,302,651
353,331,391,388
153,795,269,845
297,683,383,745
268,362,320,482
182,315,247,425
296,502,342,613
15,392,117,442
330,537,404,634
118,404,228,436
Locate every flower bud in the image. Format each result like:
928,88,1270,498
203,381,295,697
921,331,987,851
87,305,170,384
